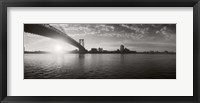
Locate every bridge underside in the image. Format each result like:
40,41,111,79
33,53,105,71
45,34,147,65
24,24,87,53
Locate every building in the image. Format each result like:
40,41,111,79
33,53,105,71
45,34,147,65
124,48,130,52
98,47,103,52
90,48,98,52
120,45,124,52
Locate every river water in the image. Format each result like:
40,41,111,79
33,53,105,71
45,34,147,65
24,54,176,79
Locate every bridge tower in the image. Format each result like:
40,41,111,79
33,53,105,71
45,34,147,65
79,39,86,53
79,39,84,47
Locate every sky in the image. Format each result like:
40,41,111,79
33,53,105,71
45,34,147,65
24,24,176,52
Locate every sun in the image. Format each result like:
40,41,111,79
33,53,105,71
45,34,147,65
54,44,64,54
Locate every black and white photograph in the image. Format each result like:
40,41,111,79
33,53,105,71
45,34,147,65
24,24,176,79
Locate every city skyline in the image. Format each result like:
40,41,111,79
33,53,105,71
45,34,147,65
24,24,176,52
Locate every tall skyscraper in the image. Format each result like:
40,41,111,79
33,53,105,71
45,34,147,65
120,45,124,52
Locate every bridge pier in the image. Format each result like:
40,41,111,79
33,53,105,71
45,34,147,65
78,49,88,54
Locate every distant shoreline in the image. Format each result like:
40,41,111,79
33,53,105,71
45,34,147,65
24,51,176,54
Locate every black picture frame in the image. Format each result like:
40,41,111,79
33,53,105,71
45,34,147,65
0,0,199,103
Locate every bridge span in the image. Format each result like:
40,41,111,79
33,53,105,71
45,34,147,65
24,24,87,53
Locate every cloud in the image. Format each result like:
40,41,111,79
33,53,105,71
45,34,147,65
156,26,176,40
120,24,149,34
49,24,176,41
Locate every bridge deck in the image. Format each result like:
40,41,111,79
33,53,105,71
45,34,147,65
24,24,87,53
